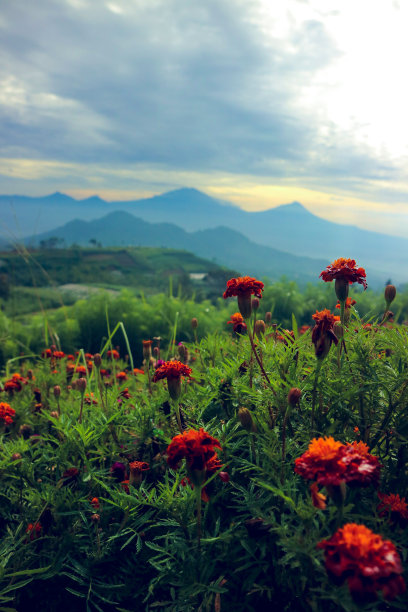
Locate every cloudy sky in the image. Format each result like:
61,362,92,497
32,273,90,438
1,0,408,236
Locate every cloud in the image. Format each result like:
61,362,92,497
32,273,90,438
0,0,407,220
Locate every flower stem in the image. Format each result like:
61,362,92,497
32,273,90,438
196,487,202,548
247,322,276,395
311,360,322,434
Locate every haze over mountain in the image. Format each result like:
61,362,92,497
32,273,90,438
24,211,387,288
1,188,406,283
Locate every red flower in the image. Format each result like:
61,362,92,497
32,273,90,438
227,312,247,333
294,437,380,487
53,351,65,359
84,393,98,405
320,258,367,289
90,497,100,509
311,309,340,359
167,428,221,472
133,368,144,375
0,402,15,425
223,276,264,299
116,371,128,381
310,482,327,510
75,365,87,375
26,522,42,541
63,467,79,479
378,492,408,524
107,349,120,360
317,523,405,602
129,461,149,474
153,360,192,382
336,298,356,309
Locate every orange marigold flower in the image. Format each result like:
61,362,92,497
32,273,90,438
223,276,264,299
53,351,65,359
320,258,367,289
90,497,100,509
227,312,247,333
26,522,42,541
311,309,340,359
378,492,408,524
167,428,221,472
336,298,357,309
153,360,192,382
133,368,144,375
75,365,87,375
0,402,16,425
317,523,405,602
294,437,380,487
310,482,327,510
116,371,128,381
107,349,120,359
129,461,150,474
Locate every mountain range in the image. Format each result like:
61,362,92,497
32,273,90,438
1,187,406,284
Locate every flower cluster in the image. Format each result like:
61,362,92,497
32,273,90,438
295,437,381,487
320,258,367,289
3,373,28,393
0,402,15,425
318,523,405,601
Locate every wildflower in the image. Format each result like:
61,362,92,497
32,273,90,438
317,523,405,602
129,461,149,485
26,522,42,541
107,349,120,360
335,298,356,309
223,276,264,319
53,351,65,359
0,402,15,425
310,482,327,510
90,497,100,509
227,312,247,334
294,437,380,487
320,258,367,304
167,428,221,474
116,371,128,381
119,387,131,400
153,360,192,400
75,365,87,375
42,348,52,358
378,492,408,525
311,309,340,359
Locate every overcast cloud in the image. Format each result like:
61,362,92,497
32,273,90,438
1,0,408,234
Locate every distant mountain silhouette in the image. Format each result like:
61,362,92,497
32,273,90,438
24,211,335,286
1,188,407,282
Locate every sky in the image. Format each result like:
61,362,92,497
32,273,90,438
1,0,408,236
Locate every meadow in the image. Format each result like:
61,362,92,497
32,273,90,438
0,257,407,611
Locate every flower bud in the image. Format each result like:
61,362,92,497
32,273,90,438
238,407,257,432
90,513,100,523
265,311,272,324
287,387,302,407
77,377,87,394
252,297,260,311
334,322,344,340
53,385,61,399
27,369,34,380
50,411,59,419
254,320,266,338
385,284,396,305
93,353,102,368
191,317,198,329
177,343,189,363
11,452,22,462
142,340,152,360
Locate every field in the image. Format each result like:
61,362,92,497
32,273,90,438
0,256,407,611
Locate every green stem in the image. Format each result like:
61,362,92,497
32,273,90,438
311,361,322,434
247,322,276,395
196,486,202,548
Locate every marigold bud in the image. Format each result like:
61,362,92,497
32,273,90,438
265,311,272,323
19,424,32,439
53,385,61,399
252,297,260,311
334,322,344,340
142,340,153,360
11,452,22,462
385,284,396,305
90,513,100,523
27,369,34,380
50,411,59,419
77,377,87,394
93,353,102,368
191,317,198,329
254,319,266,338
287,387,302,407
238,407,257,432
178,343,189,363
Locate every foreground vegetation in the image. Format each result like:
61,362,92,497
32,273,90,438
0,258,408,611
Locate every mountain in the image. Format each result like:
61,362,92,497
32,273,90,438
24,211,378,287
1,188,407,282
